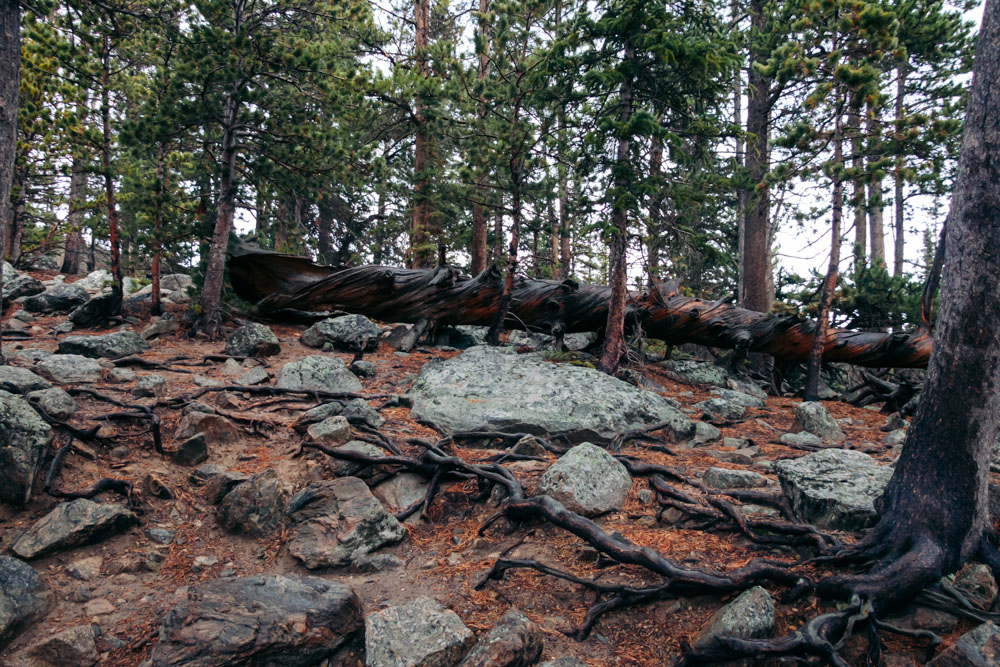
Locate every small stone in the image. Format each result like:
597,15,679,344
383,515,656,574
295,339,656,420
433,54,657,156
881,412,907,432
221,358,243,376
132,374,167,398
144,473,174,499
536,443,633,517
172,432,209,467
350,360,377,378
192,555,219,572
354,553,404,572
883,429,907,447
511,435,547,457
146,527,176,545
925,621,1000,666
693,398,745,421
458,607,543,667
216,469,290,536
365,596,475,667
236,366,269,385
307,415,351,446
779,432,823,448
66,555,103,581
108,367,137,383
189,463,223,485
722,436,751,448
702,467,768,489
693,586,774,648
22,624,99,667
791,402,845,444
26,387,77,420
83,598,115,616
690,421,722,445
637,489,655,505
36,354,103,384
224,322,281,357
141,314,180,340
193,375,222,387
276,355,363,393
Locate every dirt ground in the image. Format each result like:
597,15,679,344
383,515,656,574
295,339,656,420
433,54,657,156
0,271,988,666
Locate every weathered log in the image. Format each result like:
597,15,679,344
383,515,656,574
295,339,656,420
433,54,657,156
228,248,932,368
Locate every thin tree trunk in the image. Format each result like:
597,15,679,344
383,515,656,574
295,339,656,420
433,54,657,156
470,0,490,274
742,0,771,313
598,40,635,375
317,194,335,264
101,36,122,314
804,89,844,402
151,143,165,316
733,0,746,303
7,163,24,263
487,157,521,346
867,108,886,266
893,66,907,276
648,134,664,277
0,0,20,363
547,192,558,276
62,154,87,275
849,103,866,272
492,205,503,264
409,0,436,269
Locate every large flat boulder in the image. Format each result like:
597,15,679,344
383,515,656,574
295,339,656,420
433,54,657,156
57,331,149,359
408,347,694,444
286,477,406,569
276,356,363,393
35,354,103,384
300,315,381,352
0,556,50,651
151,575,362,667
365,596,475,667
22,284,88,313
0,392,51,505
12,499,138,559
0,366,51,395
774,449,892,531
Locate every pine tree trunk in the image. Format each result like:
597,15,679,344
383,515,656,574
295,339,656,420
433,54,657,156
151,143,165,316
742,0,771,314
317,194,335,264
470,0,490,275
648,134,664,278
849,103,866,272
101,36,122,315
893,66,907,277
486,156,521,346
0,0,19,363
62,155,86,275
7,162,24,263
804,90,844,402
409,0,436,269
867,109,886,266
598,41,634,375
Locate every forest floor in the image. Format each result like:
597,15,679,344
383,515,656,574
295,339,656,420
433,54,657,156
0,269,989,666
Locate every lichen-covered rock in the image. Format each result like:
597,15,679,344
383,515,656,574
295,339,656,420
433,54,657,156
658,359,731,387
276,355,363,393
0,365,52,394
216,469,290,536
365,596,475,667
693,586,775,648
26,387,78,420
536,443,632,517
775,449,892,531
778,432,823,448
224,322,280,357
1,274,45,307
326,441,386,478
57,331,149,359
294,398,383,431
35,354,103,384
306,415,351,446
73,269,113,291
350,360,377,378
709,388,766,408
693,398,745,421
68,292,122,327
702,467,768,490
20,623,99,666
22,283,89,313
791,402,845,444
151,575,362,667
133,374,167,398
458,607,543,667
300,314,381,352
409,347,693,444
0,392,51,505
12,499,138,559
926,621,1000,666
953,563,999,611
286,477,405,569
0,556,50,650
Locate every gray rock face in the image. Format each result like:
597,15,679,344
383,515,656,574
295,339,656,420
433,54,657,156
0,556,50,650
702,467,768,490
926,621,1000,666
22,284,89,313
373,473,431,515
693,398,745,421
217,469,290,536
57,331,149,359
658,359,730,387
693,586,775,648
458,607,543,667
224,323,281,357
0,393,51,505
286,477,406,569
151,575,362,667
409,347,693,444
507,330,594,352
710,388,766,408
174,411,240,445
365,596,475,667
276,356,363,393
775,449,892,531
133,374,167,398
307,415,351,446
300,315,381,352
12,499,138,559
536,443,632,517
0,365,52,394
173,433,209,467
791,402,845,444
294,398,383,430
779,432,822,448
2,274,45,306
26,387,78,420
36,354,103,384
21,623,99,666
73,269,113,291
327,441,386,478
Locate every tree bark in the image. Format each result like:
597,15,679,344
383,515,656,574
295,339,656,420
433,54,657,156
0,0,19,363
893,66,907,277
867,108,886,266
598,40,635,375
62,154,87,275
101,35,122,314
742,0,771,314
849,102,866,272
470,0,490,275
408,0,436,269
150,143,165,316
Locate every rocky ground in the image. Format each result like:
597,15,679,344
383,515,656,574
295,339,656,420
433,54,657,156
1,265,999,667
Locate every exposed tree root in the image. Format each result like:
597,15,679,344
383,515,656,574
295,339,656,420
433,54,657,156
43,439,139,509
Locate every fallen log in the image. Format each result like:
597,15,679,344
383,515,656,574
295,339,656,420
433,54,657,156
228,247,932,368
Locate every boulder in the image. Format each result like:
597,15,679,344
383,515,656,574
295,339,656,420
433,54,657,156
953,563,999,611
658,359,731,387
26,387,77,420
160,273,193,293
224,323,280,357
536,443,632,517
409,347,694,444
12,499,138,559
20,623,99,666
236,366,270,385
690,421,722,445
774,449,892,531
350,360,377,378
373,473,430,515
365,596,475,667
702,467,768,490
68,292,122,327
1,274,45,307
791,402,845,445
276,355,363,393
172,433,209,467
294,398,383,430
458,607,543,667
0,556,50,650
926,621,1000,666
778,432,822,448
286,477,406,569
57,331,149,359
174,411,240,445
217,469,290,536
35,354,103,384
327,441,387,478
710,388,766,408
300,314,381,352
205,470,251,505
693,586,775,648
306,415,351,446
507,330,594,351
0,393,51,504
133,374,167,398
141,313,180,340
22,283,88,313
0,365,52,394
151,575,362,667
73,269,113,291
693,398,745,421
